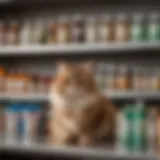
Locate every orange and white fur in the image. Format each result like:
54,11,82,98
49,62,116,146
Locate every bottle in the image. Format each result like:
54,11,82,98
48,20,57,44
156,110,160,153
141,67,150,91
32,20,45,44
105,64,115,91
5,104,20,144
20,20,32,45
6,21,19,45
131,14,145,41
0,67,5,92
148,13,160,41
0,107,4,142
97,14,113,42
71,14,85,43
115,13,130,42
85,16,97,43
0,21,5,45
116,65,130,91
123,104,134,152
57,16,70,44
116,108,130,152
132,67,143,90
95,63,105,89
132,101,146,152
146,107,157,152
150,68,160,91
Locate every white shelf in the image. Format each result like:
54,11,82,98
0,143,158,159
105,91,160,100
0,93,48,101
0,91,160,101
0,42,160,56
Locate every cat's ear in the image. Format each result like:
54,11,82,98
81,61,94,73
56,61,72,72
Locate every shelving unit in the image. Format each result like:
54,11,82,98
0,0,160,160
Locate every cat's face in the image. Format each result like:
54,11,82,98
52,62,97,99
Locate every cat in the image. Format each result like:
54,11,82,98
49,62,116,147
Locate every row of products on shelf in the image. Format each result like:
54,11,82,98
0,102,160,154
0,103,47,144
0,64,160,93
116,102,160,153
96,64,160,91
0,67,52,93
0,13,160,45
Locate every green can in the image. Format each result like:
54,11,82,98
132,101,146,152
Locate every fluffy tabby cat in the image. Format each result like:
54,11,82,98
49,62,116,146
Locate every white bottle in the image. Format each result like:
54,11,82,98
20,20,32,45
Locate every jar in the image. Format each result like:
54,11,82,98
115,14,130,42
97,15,113,42
57,16,70,44
71,14,85,43
105,64,115,91
48,20,57,44
0,21,5,45
20,20,32,45
6,21,19,45
131,14,145,41
148,13,160,41
116,65,130,90
85,16,97,43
